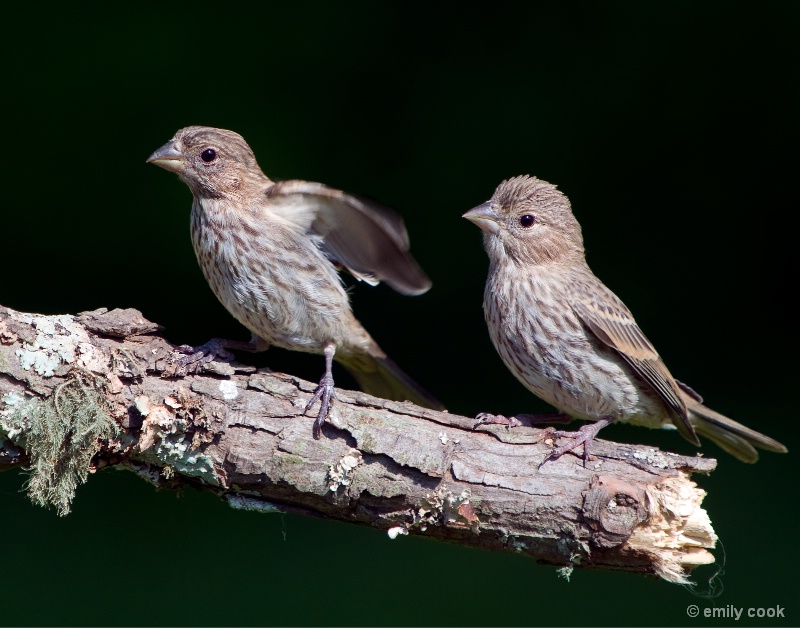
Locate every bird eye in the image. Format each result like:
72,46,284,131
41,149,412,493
200,148,217,163
519,214,535,228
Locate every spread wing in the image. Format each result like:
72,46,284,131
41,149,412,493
265,180,431,295
570,271,700,446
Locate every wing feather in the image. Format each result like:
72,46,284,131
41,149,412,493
570,271,700,445
265,180,431,295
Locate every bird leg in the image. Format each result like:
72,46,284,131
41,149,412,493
541,417,613,468
305,343,338,439
165,335,269,376
474,412,572,429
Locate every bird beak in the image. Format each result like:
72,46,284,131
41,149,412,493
147,140,184,173
463,201,500,235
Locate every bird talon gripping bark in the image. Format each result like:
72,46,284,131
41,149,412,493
474,412,574,430
304,345,338,439
306,384,337,439
465,175,787,463
473,413,522,429
542,418,612,468
164,339,237,377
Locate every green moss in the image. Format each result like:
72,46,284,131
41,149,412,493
17,373,118,516
275,453,304,466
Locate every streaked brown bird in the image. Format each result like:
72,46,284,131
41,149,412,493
147,126,443,437
464,175,787,464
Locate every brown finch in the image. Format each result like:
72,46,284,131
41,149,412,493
147,126,443,437
464,175,787,464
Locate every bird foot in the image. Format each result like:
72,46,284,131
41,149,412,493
474,413,522,429
164,337,267,377
541,418,612,468
474,412,572,430
305,371,338,439
165,338,236,376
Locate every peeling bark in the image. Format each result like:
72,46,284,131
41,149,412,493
0,305,717,583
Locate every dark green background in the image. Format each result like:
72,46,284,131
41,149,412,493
2,3,797,627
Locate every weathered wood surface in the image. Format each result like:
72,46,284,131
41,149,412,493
0,305,717,583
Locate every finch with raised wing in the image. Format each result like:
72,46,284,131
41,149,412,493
148,126,443,437
464,175,786,464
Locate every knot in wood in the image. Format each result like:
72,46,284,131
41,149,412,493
583,475,649,549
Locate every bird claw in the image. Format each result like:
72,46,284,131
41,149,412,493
474,413,522,429
164,339,236,377
474,412,572,430
305,373,338,439
540,418,611,468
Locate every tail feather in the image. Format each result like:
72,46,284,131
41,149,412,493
336,346,445,412
687,400,787,463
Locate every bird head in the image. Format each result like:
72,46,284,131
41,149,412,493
463,175,585,266
147,126,270,199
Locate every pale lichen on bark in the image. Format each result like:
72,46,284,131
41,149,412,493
0,304,718,583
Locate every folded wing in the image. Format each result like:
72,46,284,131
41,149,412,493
570,274,700,446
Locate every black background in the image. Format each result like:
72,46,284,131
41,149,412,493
2,3,797,627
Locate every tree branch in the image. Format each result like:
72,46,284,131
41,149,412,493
0,305,717,583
